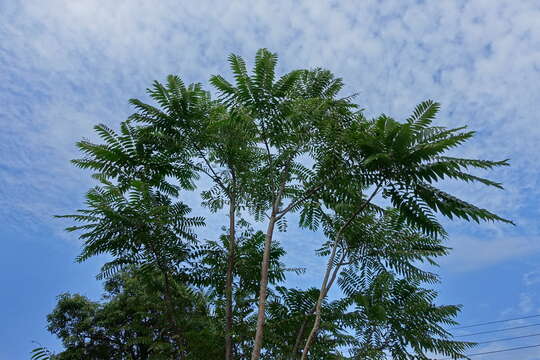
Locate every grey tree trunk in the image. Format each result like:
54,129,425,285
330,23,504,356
250,212,277,360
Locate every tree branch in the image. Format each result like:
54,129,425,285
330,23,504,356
275,183,322,221
300,183,383,360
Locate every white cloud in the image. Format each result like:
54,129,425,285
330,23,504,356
1,0,539,271
441,234,540,272
524,270,540,286
519,293,535,314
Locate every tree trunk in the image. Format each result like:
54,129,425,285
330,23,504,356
147,237,186,360
162,271,186,360
300,185,381,359
250,212,277,360
291,316,310,359
300,233,340,360
225,196,236,360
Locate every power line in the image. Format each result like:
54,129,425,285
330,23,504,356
455,323,540,337
477,332,540,345
439,343,540,359
452,314,540,330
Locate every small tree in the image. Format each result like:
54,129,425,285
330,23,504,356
298,102,511,358
42,268,221,359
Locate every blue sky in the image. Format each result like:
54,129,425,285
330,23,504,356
1,0,540,358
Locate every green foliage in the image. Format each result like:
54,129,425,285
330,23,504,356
38,49,513,360
58,180,204,280
339,209,449,284
340,101,512,236
193,222,288,296
30,346,54,360
73,121,195,196
329,209,475,359
43,269,222,359
344,272,475,360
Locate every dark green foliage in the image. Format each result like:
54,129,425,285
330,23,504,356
43,269,222,360
73,121,196,196
340,101,512,236
31,346,55,360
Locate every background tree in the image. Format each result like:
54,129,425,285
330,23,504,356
39,268,222,360
34,225,299,360
58,180,205,359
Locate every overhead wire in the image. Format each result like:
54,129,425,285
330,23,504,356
438,343,540,359
454,323,540,337
452,314,540,330
476,332,540,345
438,316,540,359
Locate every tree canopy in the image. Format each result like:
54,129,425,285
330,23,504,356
33,49,511,360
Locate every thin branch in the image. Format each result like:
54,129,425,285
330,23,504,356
275,183,322,221
323,249,347,298
183,124,229,193
292,316,310,358
290,249,346,358
300,183,383,360
259,118,276,194
194,146,228,192
273,160,292,212
192,164,221,186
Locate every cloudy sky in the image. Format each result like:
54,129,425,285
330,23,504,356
1,0,540,358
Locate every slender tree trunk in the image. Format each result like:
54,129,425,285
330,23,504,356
291,260,343,359
292,316,310,359
250,211,278,360
300,233,340,360
300,185,381,359
162,271,186,360
225,196,236,360
146,237,186,360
